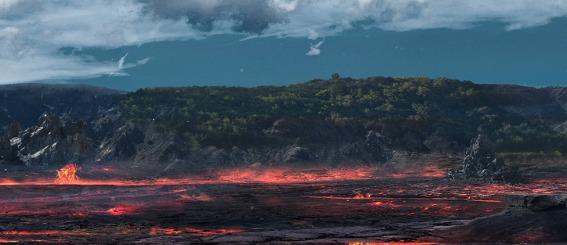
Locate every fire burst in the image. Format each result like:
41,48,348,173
54,163,80,184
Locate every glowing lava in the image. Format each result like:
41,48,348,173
106,205,142,216
214,167,375,184
149,227,243,237
54,163,80,184
371,201,402,209
353,192,372,199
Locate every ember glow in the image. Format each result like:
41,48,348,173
214,167,376,184
107,204,143,216
0,166,383,186
149,227,243,237
54,163,80,184
371,201,402,209
1,164,566,243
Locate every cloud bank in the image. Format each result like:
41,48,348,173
2,0,567,83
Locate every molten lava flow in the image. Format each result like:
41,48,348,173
371,201,402,209
149,227,243,237
54,163,80,184
106,204,142,216
178,193,213,202
214,167,375,184
389,163,446,178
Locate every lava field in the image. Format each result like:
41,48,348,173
0,163,566,244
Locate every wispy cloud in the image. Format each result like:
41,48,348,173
306,41,324,56
3,0,567,83
0,0,199,84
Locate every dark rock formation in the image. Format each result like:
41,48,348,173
524,195,566,212
6,113,92,166
462,134,503,179
449,134,518,182
0,111,394,168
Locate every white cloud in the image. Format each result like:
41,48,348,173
306,41,324,56
0,0,201,84
259,0,567,38
3,0,567,83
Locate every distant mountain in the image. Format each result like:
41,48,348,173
0,83,123,127
1,76,567,169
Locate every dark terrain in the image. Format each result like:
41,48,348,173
1,77,567,244
2,76,567,169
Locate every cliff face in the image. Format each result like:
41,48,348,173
1,77,567,168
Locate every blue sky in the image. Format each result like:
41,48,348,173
2,0,567,90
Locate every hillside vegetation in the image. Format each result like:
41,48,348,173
122,75,567,154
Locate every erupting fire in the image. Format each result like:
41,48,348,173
54,163,80,184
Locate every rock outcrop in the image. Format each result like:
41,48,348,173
0,113,393,168
449,134,518,182
5,113,92,166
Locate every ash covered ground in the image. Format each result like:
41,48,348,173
1,158,567,244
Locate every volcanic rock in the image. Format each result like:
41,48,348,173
462,134,502,178
12,113,93,165
448,134,519,182
443,195,567,243
95,122,144,162
524,195,566,212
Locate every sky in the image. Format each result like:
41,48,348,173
1,0,567,90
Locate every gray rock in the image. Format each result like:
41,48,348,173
449,134,519,182
15,113,93,165
524,195,566,212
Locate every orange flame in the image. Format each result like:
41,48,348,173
54,163,80,184
353,192,372,199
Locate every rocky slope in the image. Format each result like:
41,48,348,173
1,77,567,169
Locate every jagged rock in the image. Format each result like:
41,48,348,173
449,134,518,182
462,134,501,178
96,122,144,162
14,113,93,165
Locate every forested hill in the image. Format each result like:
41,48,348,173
1,76,567,167
122,76,567,154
